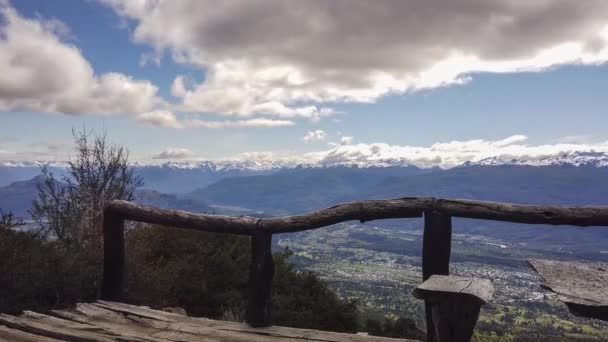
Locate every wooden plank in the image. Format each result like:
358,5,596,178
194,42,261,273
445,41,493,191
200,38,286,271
0,312,122,342
137,316,416,342
51,306,172,342
53,304,207,342
0,325,62,342
527,258,608,321
247,231,274,327
422,210,452,342
93,301,183,322
92,301,418,341
413,275,494,304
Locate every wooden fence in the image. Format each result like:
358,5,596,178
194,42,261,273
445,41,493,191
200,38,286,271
101,197,608,339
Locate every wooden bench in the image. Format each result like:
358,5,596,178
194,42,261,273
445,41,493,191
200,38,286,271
413,275,494,342
527,258,608,321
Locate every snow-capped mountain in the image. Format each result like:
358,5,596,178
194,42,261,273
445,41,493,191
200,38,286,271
3,151,608,173
462,151,608,168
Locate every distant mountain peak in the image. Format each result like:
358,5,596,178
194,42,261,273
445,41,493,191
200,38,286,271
463,151,608,168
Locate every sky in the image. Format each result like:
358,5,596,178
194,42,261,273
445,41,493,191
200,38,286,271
1,0,608,165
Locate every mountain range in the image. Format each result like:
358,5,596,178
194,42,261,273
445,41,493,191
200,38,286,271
2,150,607,191
1,152,608,257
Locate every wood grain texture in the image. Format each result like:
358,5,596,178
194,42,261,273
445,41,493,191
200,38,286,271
0,325,62,342
0,301,421,341
413,275,494,305
527,258,608,321
436,198,608,226
105,197,608,238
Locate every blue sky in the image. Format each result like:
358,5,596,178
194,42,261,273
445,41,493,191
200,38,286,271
1,0,608,164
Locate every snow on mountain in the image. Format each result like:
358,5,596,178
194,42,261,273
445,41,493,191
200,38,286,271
462,151,608,168
3,152,608,171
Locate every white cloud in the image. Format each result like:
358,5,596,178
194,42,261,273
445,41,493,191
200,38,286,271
340,136,354,145
0,138,71,161
136,110,294,129
186,118,295,129
103,0,608,118
0,2,164,115
152,147,195,159
137,110,183,128
234,135,608,169
302,130,327,143
553,135,595,144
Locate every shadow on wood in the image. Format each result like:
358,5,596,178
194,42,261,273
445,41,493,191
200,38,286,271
413,275,494,342
247,231,274,327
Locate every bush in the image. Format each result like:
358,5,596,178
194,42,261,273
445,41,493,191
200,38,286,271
125,224,251,318
125,225,359,332
272,249,359,332
365,316,426,340
0,228,99,313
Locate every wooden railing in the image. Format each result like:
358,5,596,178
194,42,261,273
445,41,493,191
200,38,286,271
101,197,608,339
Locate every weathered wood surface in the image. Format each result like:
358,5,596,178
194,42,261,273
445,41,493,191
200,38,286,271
0,324,62,342
0,301,419,341
105,198,608,238
435,199,608,226
262,197,429,233
413,275,494,304
413,275,494,342
527,258,608,321
105,201,261,235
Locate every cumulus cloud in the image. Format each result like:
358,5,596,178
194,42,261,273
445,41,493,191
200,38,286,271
302,130,327,143
103,0,608,118
152,147,195,159
0,2,164,115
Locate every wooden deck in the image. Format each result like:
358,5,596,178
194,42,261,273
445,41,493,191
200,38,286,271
528,258,608,321
0,301,418,341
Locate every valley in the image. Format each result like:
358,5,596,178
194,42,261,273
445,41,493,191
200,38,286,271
276,222,608,340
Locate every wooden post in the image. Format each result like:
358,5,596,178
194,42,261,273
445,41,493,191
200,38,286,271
101,209,125,301
246,231,274,327
422,210,452,342
413,275,494,342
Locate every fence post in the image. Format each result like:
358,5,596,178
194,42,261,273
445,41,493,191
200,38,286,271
246,231,274,327
101,208,125,301
422,210,452,342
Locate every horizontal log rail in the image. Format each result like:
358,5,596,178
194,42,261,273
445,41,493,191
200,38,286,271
102,197,608,339
105,197,608,234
